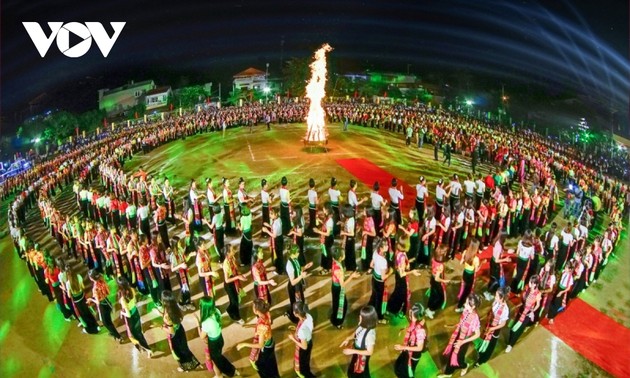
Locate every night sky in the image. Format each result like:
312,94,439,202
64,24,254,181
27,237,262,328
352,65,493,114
1,0,628,133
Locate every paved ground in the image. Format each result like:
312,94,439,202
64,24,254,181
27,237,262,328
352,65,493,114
0,123,626,377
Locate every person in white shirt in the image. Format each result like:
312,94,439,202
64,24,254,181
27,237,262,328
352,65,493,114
511,230,535,294
435,179,447,220
415,176,429,221
279,176,292,235
370,182,385,236
340,305,378,376
341,204,357,271
289,301,316,378
369,239,391,323
388,178,404,225
260,178,272,229
307,178,318,235
558,222,575,271
543,223,559,261
348,179,366,212
285,246,313,323
463,173,476,203
205,178,221,221
446,174,462,211
328,177,342,236
475,173,486,210
263,207,285,274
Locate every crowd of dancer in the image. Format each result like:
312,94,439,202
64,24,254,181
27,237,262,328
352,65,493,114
4,100,629,377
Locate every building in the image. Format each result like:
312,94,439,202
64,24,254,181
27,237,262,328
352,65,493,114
233,67,268,91
98,80,156,115
145,86,172,110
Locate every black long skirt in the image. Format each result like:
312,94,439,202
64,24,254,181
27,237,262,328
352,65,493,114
240,231,253,266
345,237,357,271
126,307,151,350
347,354,371,378
330,284,347,327
394,350,421,378
72,293,99,334
169,324,201,371
428,277,446,312
53,284,74,320
321,235,334,270
256,339,280,378
208,334,236,376
369,278,385,320
281,204,291,235
457,270,474,309
387,274,408,315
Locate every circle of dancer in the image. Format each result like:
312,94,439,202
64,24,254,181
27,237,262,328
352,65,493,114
4,100,627,377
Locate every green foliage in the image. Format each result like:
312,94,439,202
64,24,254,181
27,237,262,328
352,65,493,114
126,103,146,119
15,109,106,143
282,57,310,97
176,85,210,108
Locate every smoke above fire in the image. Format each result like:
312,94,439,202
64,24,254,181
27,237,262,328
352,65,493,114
305,43,332,142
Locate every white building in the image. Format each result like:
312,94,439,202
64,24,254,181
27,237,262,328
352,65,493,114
98,80,155,115
145,86,172,110
233,67,268,91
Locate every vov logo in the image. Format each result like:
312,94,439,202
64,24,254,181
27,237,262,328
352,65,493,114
23,22,126,58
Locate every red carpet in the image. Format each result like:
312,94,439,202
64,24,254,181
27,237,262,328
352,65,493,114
336,158,421,213
542,298,630,377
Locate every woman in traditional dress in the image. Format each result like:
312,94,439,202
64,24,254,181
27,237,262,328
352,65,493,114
360,207,377,272
196,241,219,298
169,236,195,310
64,263,100,334
506,275,541,351
223,245,247,324
511,230,535,294
196,296,238,377
88,269,122,342
279,176,292,235
285,245,313,323
117,276,153,357
331,246,361,328
288,301,316,378
399,209,420,269
222,178,236,235
547,261,574,324
369,238,391,324
456,238,481,312
475,286,510,367
313,204,335,274
262,207,284,274
394,303,427,378
340,305,378,378
288,205,306,265
238,205,253,266
387,236,421,318
306,178,318,236
161,290,201,372
438,293,481,378
328,177,342,236
425,246,451,320
237,298,280,378
251,246,277,304
45,254,74,321
340,204,357,271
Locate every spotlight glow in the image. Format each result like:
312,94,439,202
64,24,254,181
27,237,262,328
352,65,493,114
305,43,332,142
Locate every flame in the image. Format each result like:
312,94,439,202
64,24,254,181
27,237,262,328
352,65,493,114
305,43,332,142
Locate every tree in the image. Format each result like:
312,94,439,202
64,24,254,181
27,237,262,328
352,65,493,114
282,57,310,97
176,85,210,108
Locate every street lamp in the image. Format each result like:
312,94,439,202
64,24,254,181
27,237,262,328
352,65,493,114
263,86,270,102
